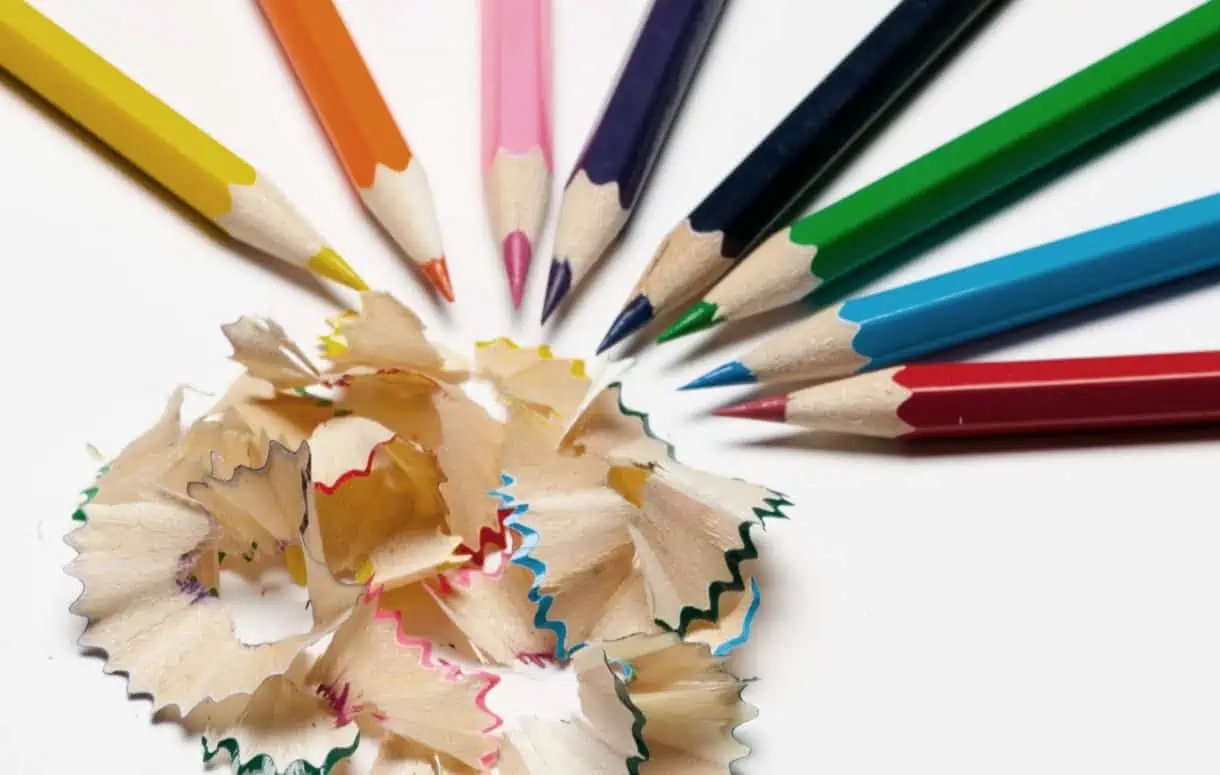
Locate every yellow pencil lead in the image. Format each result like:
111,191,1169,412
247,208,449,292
307,246,368,291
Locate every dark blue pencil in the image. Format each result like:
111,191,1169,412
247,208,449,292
542,0,728,324
597,0,1005,352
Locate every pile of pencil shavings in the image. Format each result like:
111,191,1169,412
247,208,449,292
65,291,789,774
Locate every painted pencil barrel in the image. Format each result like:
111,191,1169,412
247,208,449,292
800,1,1220,287
0,1,253,219
481,0,552,169
844,190,1220,369
571,0,725,206
891,353,1220,438
689,0,1001,259
259,0,411,188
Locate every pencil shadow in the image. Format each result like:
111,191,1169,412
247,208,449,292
684,64,1220,361
0,70,345,307
741,423,1220,458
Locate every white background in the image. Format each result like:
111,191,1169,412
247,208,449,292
4,0,1220,772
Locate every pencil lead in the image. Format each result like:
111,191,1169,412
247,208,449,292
680,361,757,391
503,231,532,309
307,247,368,292
713,395,790,422
540,259,571,324
597,295,653,354
422,257,456,302
658,301,721,343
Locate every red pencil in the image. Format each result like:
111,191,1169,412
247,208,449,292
715,351,1220,439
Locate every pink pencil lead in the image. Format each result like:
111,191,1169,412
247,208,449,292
503,231,532,308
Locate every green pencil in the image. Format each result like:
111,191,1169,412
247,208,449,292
660,1,1220,342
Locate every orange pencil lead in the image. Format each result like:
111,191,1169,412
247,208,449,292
423,258,456,303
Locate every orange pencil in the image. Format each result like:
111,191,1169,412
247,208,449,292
260,0,453,301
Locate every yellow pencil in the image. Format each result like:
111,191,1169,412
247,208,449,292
0,1,366,290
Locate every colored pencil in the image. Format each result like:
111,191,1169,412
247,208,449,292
715,351,1220,440
482,0,552,308
659,2,1220,343
597,0,1003,352
260,0,453,301
541,0,729,324
684,189,1220,390
0,1,365,291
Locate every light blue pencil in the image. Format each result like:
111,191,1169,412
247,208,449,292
683,190,1220,389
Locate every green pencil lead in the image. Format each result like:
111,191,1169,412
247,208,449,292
657,301,722,343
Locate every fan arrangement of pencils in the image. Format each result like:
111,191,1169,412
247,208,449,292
5,0,1220,444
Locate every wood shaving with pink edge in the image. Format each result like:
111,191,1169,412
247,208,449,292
66,291,788,773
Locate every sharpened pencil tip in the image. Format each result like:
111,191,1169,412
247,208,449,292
503,231,532,308
714,395,790,422
681,361,758,390
307,247,368,291
598,295,654,354
541,259,572,324
422,258,456,302
658,301,721,343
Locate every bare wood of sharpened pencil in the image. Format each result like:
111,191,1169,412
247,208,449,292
744,309,868,384
701,232,823,320
781,368,916,438
635,224,730,310
485,148,551,252
551,169,629,287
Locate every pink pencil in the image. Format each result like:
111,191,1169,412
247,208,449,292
481,0,553,309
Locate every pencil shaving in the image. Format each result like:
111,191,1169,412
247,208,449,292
372,734,474,774
508,487,656,657
324,291,468,379
67,290,779,772
213,375,341,449
616,462,782,637
190,654,359,775
310,416,461,588
499,647,647,773
87,388,188,505
426,563,555,666
223,316,321,389
378,581,483,664
560,382,670,467
501,403,608,498
604,633,755,773
309,598,501,769
431,389,506,550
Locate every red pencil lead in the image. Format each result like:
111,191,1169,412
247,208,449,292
713,395,789,423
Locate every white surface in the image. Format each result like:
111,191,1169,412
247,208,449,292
4,0,1220,772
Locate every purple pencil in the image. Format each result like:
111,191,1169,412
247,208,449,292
541,0,728,324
